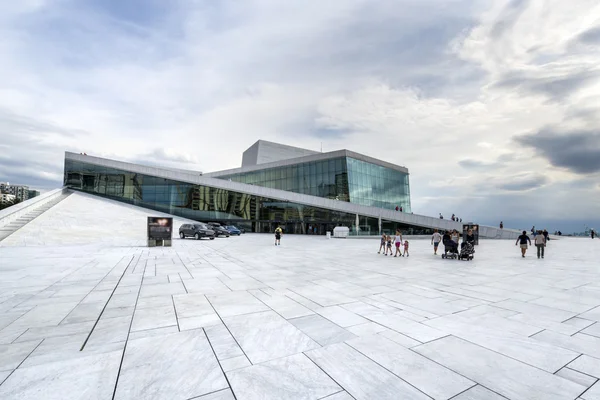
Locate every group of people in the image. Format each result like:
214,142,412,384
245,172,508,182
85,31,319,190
378,230,410,257
394,205,404,212
430,228,475,255
516,230,548,258
438,213,462,223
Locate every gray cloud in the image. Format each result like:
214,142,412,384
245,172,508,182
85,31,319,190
496,174,549,191
489,0,531,39
458,153,516,171
515,129,600,174
578,26,600,45
494,70,600,100
0,107,88,138
458,159,499,170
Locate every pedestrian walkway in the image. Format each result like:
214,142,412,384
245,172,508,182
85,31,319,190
0,193,599,399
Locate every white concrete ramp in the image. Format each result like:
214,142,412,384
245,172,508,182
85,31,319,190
0,192,72,242
0,191,195,247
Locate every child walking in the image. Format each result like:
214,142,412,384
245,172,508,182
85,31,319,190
385,235,393,256
378,233,386,254
403,240,409,257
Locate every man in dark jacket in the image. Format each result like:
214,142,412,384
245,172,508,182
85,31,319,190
516,231,532,258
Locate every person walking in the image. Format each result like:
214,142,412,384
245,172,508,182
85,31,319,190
543,229,549,242
274,226,283,245
378,233,386,254
403,240,410,257
395,206,399,211
400,206,403,212
394,230,403,257
451,229,460,246
592,229,596,239
431,229,442,255
385,235,393,256
516,231,532,258
535,231,546,259
500,221,504,229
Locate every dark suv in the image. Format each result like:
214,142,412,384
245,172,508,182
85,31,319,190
207,223,230,238
179,223,215,240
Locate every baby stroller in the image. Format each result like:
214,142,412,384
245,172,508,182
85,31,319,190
441,238,459,259
459,241,475,261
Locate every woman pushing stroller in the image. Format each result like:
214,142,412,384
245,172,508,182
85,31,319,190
442,230,459,258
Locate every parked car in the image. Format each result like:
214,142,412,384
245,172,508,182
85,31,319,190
179,223,215,240
207,223,230,238
224,225,242,236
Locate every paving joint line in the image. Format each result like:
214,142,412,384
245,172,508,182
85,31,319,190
203,328,238,400
110,255,148,400
80,254,136,351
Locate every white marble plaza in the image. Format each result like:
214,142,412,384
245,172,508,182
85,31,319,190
1,192,600,399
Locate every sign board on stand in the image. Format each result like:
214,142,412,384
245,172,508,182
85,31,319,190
147,217,173,247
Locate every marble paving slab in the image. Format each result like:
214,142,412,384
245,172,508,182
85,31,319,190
249,291,314,319
0,350,122,400
582,381,600,400
204,323,245,360
556,367,598,388
114,330,228,400
130,305,176,332
227,353,340,400
579,306,600,322
207,292,269,318
224,311,319,363
346,321,387,336
220,355,251,372
0,340,42,371
413,336,586,400
0,370,11,384
581,323,600,338
305,342,431,400
289,314,357,346
196,388,236,399
173,293,218,319
347,334,475,399
20,336,123,368
451,385,508,400
319,392,354,400
360,309,446,342
422,314,579,372
493,299,577,322
532,330,600,358
315,305,368,328
568,356,600,379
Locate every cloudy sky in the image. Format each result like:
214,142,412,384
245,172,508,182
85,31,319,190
1,0,599,232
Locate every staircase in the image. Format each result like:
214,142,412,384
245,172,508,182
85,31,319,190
0,192,71,242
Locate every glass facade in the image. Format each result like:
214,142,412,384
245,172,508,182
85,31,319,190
346,157,410,211
216,157,350,201
64,159,426,235
217,156,411,212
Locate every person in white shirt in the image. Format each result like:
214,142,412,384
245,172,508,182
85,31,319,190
534,230,546,259
431,229,442,255
394,230,403,257
451,230,460,246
